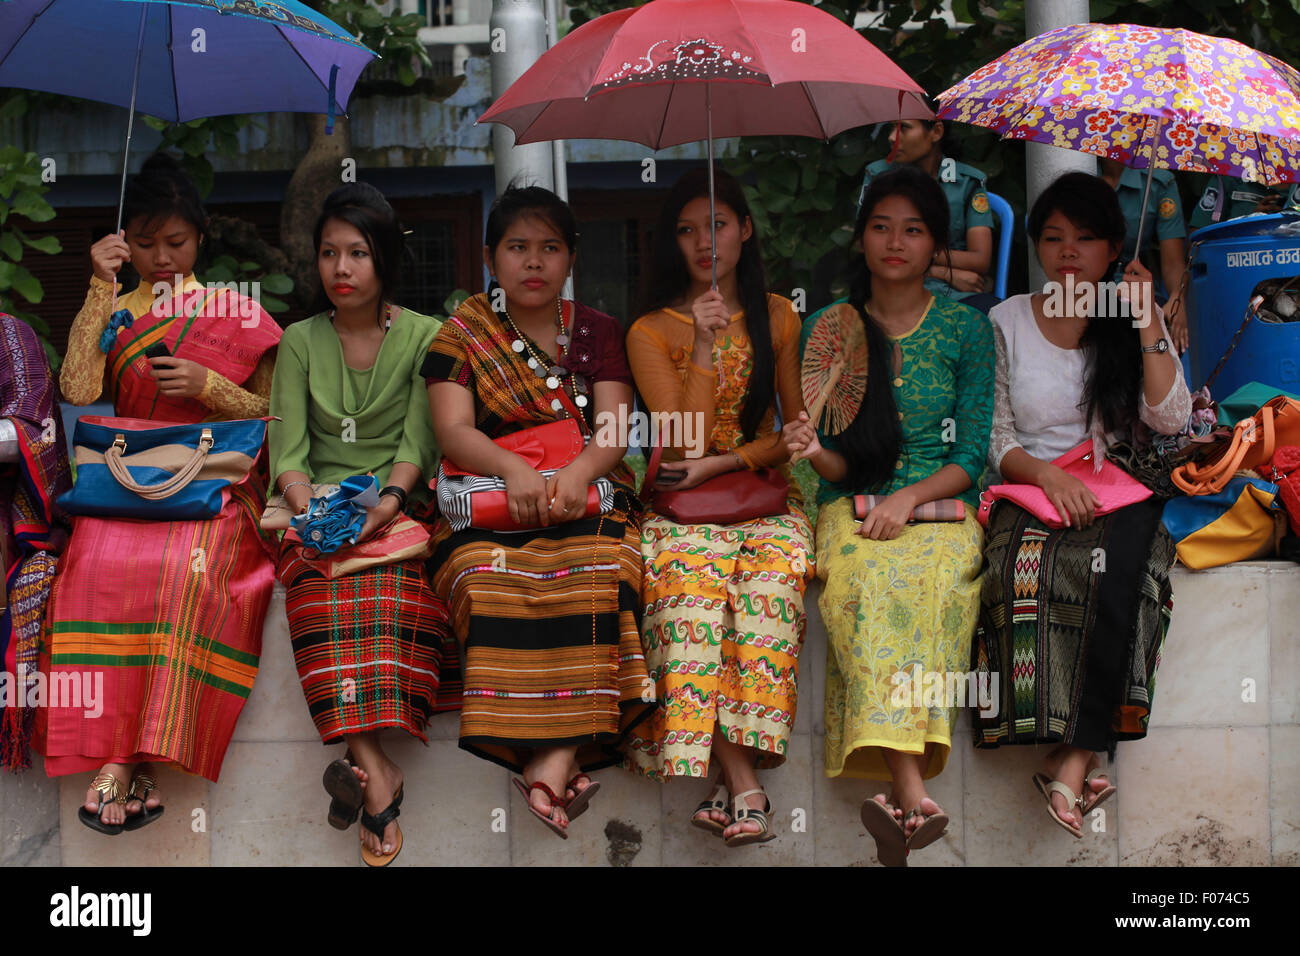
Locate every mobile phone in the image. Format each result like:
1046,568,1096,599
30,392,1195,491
143,341,172,360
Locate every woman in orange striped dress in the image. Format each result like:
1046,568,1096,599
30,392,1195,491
425,186,652,839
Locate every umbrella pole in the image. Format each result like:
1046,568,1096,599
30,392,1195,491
111,7,149,314
1132,117,1164,260
706,84,717,290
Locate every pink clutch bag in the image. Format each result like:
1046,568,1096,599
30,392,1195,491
976,440,1153,528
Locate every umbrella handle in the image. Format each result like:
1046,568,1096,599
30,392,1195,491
706,86,717,290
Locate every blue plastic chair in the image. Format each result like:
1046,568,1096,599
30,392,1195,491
986,191,1014,300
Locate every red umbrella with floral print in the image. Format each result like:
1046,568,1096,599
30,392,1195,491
936,23,1300,251
479,0,931,285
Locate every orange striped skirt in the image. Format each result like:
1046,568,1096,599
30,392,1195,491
429,503,652,772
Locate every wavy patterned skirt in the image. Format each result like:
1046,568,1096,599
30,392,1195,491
36,484,275,782
623,504,814,779
817,498,983,781
277,539,462,744
429,499,653,773
972,498,1174,752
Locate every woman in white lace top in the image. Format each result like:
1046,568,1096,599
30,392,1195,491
973,171,1191,840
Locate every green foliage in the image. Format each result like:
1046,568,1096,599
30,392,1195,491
196,254,294,314
312,1,432,87
141,114,255,198
0,147,61,369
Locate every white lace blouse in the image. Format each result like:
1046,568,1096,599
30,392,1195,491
988,294,1193,475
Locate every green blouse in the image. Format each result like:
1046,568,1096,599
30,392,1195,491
801,295,994,508
269,308,441,503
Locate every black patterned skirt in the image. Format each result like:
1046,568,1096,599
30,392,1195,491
972,498,1175,752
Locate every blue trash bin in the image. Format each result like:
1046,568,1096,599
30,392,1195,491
1185,211,1300,397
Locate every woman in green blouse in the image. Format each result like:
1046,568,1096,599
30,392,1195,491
269,184,459,867
785,166,993,866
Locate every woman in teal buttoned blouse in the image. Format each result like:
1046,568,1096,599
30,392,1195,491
785,166,993,866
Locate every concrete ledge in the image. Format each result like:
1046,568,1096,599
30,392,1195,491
4,562,1297,866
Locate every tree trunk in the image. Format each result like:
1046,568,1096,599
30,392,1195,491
279,113,352,307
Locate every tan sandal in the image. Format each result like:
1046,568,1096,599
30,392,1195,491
724,788,777,847
1033,772,1083,838
1078,767,1117,817
78,772,128,835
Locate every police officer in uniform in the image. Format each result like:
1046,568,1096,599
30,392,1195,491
1189,175,1300,231
860,117,998,312
1099,157,1189,347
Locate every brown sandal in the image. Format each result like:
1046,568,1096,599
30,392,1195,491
513,778,568,840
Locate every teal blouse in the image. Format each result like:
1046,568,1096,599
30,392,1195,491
801,295,994,507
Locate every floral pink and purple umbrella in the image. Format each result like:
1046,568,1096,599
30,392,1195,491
937,23,1300,249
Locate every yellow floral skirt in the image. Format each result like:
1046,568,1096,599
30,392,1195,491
817,498,983,780
623,506,815,779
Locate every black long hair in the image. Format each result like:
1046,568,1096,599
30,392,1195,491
121,151,207,253
1028,171,1142,435
836,165,951,488
645,168,774,443
311,182,407,319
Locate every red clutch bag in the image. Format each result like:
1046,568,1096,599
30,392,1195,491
641,439,789,525
434,392,615,532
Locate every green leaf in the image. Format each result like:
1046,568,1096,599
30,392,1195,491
0,232,21,261
260,294,288,314
11,189,53,222
0,260,14,288
259,272,294,295
397,63,416,87
239,260,260,273
11,263,42,303
20,233,60,255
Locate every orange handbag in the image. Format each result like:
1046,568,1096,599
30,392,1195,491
1172,396,1300,495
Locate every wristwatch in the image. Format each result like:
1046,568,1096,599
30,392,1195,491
1141,339,1169,354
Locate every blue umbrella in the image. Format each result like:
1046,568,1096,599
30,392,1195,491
0,0,376,230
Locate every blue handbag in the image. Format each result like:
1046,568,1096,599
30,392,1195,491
58,415,268,521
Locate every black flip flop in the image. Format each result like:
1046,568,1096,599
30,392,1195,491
121,770,165,832
322,756,365,830
360,783,404,867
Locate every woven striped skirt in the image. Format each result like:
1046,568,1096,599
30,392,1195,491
972,498,1175,752
36,483,275,782
278,540,462,744
429,504,652,773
